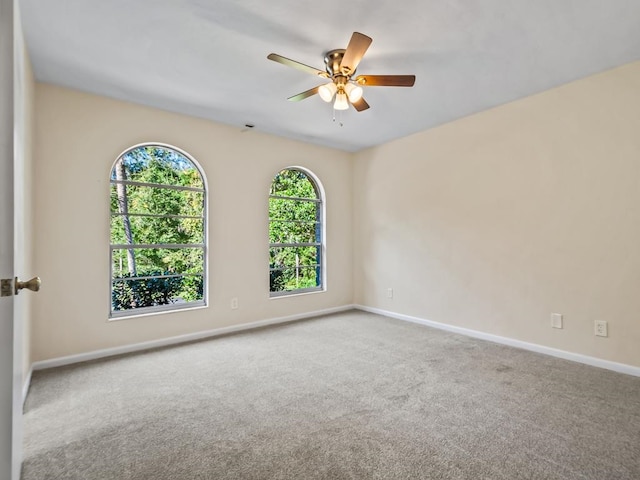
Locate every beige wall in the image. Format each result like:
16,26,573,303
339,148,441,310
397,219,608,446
353,61,640,368
32,84,353,361
31,61,640,369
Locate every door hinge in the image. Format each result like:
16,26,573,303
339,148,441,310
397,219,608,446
1,278,14,297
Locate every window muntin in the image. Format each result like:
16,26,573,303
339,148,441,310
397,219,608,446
110,144,206,317
269,168,323,296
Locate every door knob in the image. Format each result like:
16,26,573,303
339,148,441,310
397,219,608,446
15,276,41,295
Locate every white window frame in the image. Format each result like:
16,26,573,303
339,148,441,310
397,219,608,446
109,142,208,319
269,166,326,298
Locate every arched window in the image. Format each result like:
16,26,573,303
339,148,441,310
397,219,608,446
110,144,206,317
269,168,324,296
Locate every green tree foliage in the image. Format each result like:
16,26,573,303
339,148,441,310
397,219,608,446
110,146,205,311
269,169,321,292
112,273,184,311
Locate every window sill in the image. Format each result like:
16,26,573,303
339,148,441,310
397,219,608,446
108,302,207,322
269,288,325,299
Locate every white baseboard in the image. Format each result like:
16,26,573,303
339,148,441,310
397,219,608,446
32,304,355,371
355,305,640,378
22,365,33,406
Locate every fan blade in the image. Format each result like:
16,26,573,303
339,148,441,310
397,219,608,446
267,53,329,78
352,97,370,112
340,32,372,75
287,86,321,102
355,75,416,87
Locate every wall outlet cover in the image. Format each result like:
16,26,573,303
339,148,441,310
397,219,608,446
551,313,563,329
595,320,608,337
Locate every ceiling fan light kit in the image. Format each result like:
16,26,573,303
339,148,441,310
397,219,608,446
334,92,349,110
318,82,337,102
267,32,415,115
344,82,363,102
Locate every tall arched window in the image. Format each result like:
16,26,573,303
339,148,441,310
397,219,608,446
269,168,324,296
110,144,207,317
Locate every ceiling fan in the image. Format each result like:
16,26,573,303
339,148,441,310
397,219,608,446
267,32,415,112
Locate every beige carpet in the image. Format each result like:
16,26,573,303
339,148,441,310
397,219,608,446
22,311,640,479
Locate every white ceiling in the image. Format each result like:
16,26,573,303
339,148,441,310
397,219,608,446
19,0,640,152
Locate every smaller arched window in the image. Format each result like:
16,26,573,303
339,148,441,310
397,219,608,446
269,168,324,296
110,144,206,318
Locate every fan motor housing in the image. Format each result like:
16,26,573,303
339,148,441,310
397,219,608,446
324,49,353,78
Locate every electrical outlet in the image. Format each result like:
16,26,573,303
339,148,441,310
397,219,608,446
230,297,239,310
595,320,608,337
551,313,563,329
387,288,393,299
